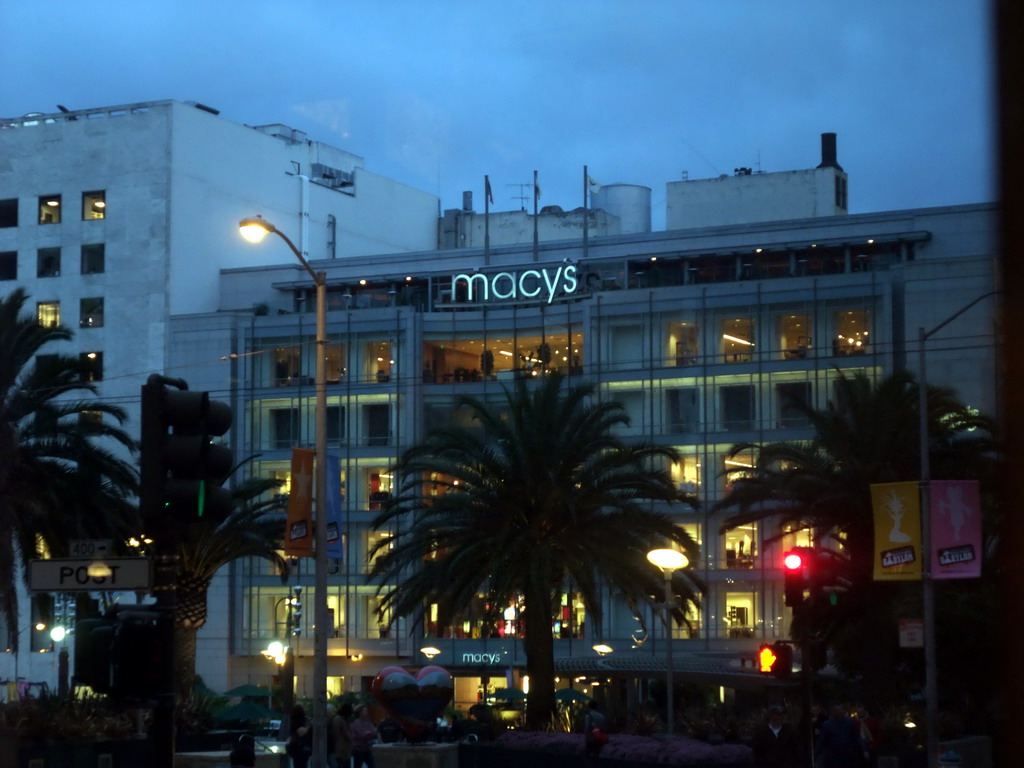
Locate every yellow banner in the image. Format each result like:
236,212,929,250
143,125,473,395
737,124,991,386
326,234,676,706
871,481,922,580
285,448,315,557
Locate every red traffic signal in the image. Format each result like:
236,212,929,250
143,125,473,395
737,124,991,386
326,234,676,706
783,551,806,570
757,643,793,678
783,547,814,607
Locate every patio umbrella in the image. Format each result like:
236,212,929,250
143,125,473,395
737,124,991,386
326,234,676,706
223,684,272,698
555,688,592,702
213,700,280,723
488,687,527,702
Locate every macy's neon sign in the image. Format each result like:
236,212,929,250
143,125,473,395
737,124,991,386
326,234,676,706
451,264,579,304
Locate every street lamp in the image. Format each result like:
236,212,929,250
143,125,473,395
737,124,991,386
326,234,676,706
646,548,689,736
917,289,999,768
240,216,329,768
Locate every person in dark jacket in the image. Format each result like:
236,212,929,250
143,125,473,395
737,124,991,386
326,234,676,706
287,704,313,768
751,705,800,768
815,704,867,768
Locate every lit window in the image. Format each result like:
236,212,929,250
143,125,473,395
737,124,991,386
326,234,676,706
37,247,60,278
80,297,104,328
79,352,103,382
38,195,61,224
79,411,103,427
833,310,870,356
720,317,755,362
82,191,106,220
0,251,15,281
37,301,60,328
777,313,812,359
81,244,105,274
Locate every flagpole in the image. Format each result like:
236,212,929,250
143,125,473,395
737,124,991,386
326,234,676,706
484,175,491,265
583,165,589,261
532,170,539,262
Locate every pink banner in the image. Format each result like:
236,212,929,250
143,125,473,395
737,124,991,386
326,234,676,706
930,480,982,579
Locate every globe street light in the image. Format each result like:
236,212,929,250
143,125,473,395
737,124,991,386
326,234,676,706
239,216,329,768
646,548,688,736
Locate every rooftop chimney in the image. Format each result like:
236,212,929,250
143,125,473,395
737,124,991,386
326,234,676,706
817,132,843,171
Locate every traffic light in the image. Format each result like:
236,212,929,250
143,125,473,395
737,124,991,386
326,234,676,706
74,616,116,692
111,610,164,700
783,547,814,607
73,609,166,700
757,642,793,679
141,375,234,525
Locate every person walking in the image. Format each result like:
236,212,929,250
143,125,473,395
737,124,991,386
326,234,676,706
815,704,867,768
329,702,354,768
751,705,800,768
286,704,313,768
582,700,608,763
351,705,379,768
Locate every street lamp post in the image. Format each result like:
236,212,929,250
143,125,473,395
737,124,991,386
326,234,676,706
916,289,999,768
646,548,689,736
240,217,329,768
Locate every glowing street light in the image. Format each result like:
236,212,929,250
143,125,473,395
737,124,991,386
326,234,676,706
646,548,689,736
240,215,329,768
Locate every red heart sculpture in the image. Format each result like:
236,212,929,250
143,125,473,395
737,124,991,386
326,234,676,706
371,665,454,741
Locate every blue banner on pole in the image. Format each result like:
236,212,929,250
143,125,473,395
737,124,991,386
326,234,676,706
325,455,344,560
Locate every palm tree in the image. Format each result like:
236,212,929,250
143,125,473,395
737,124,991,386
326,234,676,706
171,469,289,701
0,288,138,648
370,373,701,728
716,370,994,577
714,369,995,699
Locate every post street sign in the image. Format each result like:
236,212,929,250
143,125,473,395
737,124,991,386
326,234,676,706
28,558,152,592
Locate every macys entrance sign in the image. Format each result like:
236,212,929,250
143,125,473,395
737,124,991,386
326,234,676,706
451,264,578,305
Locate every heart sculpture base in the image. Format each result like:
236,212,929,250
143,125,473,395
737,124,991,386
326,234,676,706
371,665,455,741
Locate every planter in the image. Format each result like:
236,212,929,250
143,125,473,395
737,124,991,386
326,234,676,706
458,741,755,768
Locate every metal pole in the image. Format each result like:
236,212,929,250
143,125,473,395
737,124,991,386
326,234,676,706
312,274,329,768
663,569,674,736
918,327,938,768
915,289,999,768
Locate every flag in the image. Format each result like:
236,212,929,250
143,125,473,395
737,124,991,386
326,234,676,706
285,448,315,557
587,174,602,195
485,175,494,205
871,482,922,580
930,480,982,579
325,455,344,560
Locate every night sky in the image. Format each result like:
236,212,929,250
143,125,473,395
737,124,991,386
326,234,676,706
1,1,994,229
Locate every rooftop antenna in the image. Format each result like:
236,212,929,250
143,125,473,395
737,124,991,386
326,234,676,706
506,182,531,211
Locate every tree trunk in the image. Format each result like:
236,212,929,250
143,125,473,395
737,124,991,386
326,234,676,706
175,624,199,702
522,583,556,730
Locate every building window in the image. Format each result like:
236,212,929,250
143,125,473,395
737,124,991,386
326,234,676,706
37,301,60,328
777,381,812,428
364,341,393,382
80,352,103,382
81,244,105,274
834,310,870,355
720,316,755,362
82,191,106,220
0,251,15,281
670,455,702,494
665,387,699,433
366,470,395,509
669,321,699,366
270,408,299,448
778,313,812,359
80,297,104,328
326,344,347,383
364,403,391,446
720,385,754,430
272,346,303,386
724,523,758,569
38,195,61,224
0,199,16,228
37,248,60,278
326,405,346,443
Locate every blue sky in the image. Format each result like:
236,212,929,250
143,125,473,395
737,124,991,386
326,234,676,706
1,1,994,229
